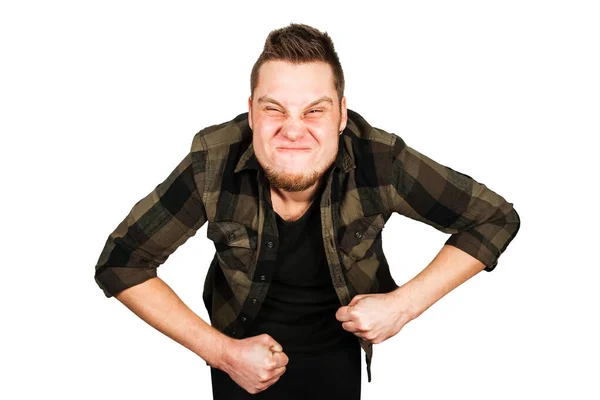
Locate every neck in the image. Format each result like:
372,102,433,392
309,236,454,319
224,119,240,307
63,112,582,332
271,178,322,205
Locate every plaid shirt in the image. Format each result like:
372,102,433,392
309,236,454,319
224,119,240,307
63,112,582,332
95,109,521,382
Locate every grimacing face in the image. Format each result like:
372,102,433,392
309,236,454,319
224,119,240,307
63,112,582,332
248,60,348,192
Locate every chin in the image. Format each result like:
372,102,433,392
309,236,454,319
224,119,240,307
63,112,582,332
263,167,322,192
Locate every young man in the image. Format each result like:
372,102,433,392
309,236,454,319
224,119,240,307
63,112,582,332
95,23,520,399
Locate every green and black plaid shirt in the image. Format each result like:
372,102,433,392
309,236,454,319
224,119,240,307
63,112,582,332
95,109,520,382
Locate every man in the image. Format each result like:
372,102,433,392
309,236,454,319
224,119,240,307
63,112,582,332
95,23,520,399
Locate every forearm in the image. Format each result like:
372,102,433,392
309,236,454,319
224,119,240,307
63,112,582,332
114,276,232,369
390,244,485,321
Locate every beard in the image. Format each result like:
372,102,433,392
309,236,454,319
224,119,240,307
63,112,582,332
262,153,336,192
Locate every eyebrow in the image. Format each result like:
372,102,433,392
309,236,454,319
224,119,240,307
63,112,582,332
257,95,333,110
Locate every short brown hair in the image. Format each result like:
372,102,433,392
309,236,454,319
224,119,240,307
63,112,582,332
250,23,345,103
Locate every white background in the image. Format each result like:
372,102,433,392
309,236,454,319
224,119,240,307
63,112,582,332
1,1,598,399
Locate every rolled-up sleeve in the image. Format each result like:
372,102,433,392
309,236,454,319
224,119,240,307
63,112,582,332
388,134,520,271
94,143,208,297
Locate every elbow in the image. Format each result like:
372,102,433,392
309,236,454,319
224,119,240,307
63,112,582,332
94,265,158,298
507,205,521,241
498,204,521,255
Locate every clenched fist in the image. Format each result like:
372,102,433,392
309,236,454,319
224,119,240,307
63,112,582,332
335,293,411,344
221,334,289,394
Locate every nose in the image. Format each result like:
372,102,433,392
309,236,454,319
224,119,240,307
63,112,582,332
280,115,307,142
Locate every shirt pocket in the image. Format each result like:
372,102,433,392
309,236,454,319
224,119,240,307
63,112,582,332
337,213,385,270
207,220,258,273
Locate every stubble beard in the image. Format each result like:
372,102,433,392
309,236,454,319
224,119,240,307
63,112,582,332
262,153,336,192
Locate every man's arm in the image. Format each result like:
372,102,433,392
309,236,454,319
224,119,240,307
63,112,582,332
114,276,289,394
337,134,520,342
93,147,222,359
94,143,289,394
387,134,521,272
337,244,485,343
114,276,230,368
115,276,289,393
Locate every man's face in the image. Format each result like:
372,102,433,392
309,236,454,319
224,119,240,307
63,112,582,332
248,60,348,192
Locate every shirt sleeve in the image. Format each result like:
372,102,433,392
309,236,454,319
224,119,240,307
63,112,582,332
94,144,208,297
388,134,520,271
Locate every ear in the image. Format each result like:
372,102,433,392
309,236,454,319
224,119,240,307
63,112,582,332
247,96,253,130
339,96,348,134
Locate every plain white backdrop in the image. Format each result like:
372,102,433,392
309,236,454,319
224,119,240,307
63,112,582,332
1,1,598,399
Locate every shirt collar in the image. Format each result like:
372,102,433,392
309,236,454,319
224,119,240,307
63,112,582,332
234,142,261,173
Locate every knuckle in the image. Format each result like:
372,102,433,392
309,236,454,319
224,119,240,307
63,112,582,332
262,333,273,342
258,372,271,383
256,384,267,392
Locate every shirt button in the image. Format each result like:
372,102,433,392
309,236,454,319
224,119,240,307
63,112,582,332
355,231,363,239
227,233,236,242
260,275,266,281
241,316,247,322
266,241,274,248
251,298,258,304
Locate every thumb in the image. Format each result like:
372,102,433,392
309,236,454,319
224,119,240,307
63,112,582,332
261,334,283,352
270,343,283,353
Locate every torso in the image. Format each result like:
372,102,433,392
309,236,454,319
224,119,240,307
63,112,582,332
210,184,361,399
245,188,356,354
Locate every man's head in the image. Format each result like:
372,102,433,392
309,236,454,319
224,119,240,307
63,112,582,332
248,23,348,192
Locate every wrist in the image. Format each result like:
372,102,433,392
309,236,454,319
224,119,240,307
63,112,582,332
204,332,236,371
389,285,422,323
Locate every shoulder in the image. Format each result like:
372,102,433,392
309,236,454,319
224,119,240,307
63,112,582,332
191,112,251,152
343,109,406,163
345,109,400,147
